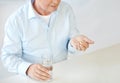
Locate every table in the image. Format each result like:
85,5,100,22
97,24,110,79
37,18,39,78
0,44,120,83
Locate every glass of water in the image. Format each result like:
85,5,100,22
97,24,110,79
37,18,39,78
41,54,53,82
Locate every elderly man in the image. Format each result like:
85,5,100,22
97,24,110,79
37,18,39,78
1,0,94,81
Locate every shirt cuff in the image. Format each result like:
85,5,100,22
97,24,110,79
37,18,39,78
68,41,77,53
18,61,32,76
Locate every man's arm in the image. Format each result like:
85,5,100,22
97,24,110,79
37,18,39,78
67,5,94,53
1,16,32,76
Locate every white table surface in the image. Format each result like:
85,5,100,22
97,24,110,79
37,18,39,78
0,44,120,83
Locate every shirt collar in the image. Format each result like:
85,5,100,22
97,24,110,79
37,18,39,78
28,0,37,19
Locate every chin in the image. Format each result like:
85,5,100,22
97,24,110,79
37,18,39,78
48,9,56,13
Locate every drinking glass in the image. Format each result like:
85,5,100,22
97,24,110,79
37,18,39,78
41,54,53,82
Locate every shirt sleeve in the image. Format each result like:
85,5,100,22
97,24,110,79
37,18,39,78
0,15,32,76
67,5,80,53
68,40,77,53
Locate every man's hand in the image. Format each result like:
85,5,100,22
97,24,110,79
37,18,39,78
70,35,94,51
26,64,51,81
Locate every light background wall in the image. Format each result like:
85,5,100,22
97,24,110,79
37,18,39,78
63,0,120,54
0,0,120,54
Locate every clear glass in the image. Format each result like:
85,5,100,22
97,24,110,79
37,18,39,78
41,54,53,82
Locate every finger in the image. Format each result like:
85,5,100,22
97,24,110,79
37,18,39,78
83,37,94,44
37,64,49,73
75,40,87,51
79,44,86,51
35,68,50,78
72,39,85,51
76,41,82,51
34,72,49,81
79,40,89,49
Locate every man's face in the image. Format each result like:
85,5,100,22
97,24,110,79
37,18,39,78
37,0,61,13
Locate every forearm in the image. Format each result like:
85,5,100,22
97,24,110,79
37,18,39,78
1,53,32,76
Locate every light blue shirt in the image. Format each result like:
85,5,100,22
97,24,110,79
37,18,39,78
1,0,79,76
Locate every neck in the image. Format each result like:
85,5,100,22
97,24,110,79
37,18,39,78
33,1,51,16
